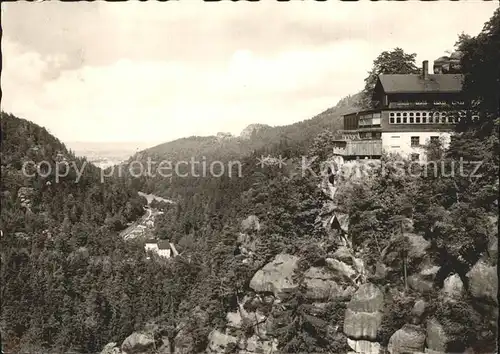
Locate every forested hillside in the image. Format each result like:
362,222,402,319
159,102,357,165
1,114,177,353
1,8,498,354
99,10,498,354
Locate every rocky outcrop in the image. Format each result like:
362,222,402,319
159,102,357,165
303,267,343,300
101,342,122,354
343,283,384,353
408,264,440,293
387,324,426,354
442,273,463,301
121,332,155,354
206,330,237,353
249,254,299,298
239,124,271,139
346,338,381,354
466,259,498,304
326,258,357,281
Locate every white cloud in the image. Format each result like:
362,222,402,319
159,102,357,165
1,1,498,143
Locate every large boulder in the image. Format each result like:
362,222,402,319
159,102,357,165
466,259,498,304
121,332,155,354
249,254,299,298
303,267,343,300
326,258,357,280
206,329,237,353
343,283,384,341
346,338,381,354
241,215,260,233
426,318,450,353
411,299,427,325
442,273,464,300
101,342,122,354
408,265,440,294
387,324,426,354
405,233,431,259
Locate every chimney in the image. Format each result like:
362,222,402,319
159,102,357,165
422,60,429,80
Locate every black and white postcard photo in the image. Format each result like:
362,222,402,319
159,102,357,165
1,1,498,353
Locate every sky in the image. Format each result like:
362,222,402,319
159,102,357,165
2,1,498,145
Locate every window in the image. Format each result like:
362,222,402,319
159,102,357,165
421,112,427,124
396,113,401,124
390,112,395,124
430,136,440,144
416,115,421,123
402,112,408,124
441,113,446,123
391,136,400,139
411,136,420,146
411,153,420,161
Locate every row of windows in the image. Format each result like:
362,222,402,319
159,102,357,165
390,135,441,147
389,111,462,124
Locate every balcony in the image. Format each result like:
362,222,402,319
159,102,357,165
332,139,383,157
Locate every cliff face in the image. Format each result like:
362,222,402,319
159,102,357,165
239,124,272,140
101,157,497,354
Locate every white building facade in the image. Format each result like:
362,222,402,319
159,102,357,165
335,61,464,162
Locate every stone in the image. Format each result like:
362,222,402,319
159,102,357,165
466,259,498,304
405,233,431,259
249,254,299,298
333,246,355,264
343,286,356,298
344,309,383,340
488,237,498,264
347,283,384,313
241,215,261,232
343,283,384,341
387,324,426,354
426,318,450,353
303,267,343,300
156,337,172,354
326,258,357,280
408,265,440,293
206,329,237,353
346,338,381,354
442,273,463,300
100,342,122,354
120,332,155,354
411,300,427,324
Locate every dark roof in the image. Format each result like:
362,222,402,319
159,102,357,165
377,74,463,94
157,240,171,250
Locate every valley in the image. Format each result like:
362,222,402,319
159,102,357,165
1,6,499,354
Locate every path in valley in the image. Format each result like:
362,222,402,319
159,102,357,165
119,191,175,240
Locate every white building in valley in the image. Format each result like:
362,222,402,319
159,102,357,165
144,239,179,259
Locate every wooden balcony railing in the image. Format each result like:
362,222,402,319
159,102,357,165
332,139,383,156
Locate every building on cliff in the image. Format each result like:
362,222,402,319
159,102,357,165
334,60,470,162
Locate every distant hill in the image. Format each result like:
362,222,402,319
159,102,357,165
129,92,362,166
0,112,146,233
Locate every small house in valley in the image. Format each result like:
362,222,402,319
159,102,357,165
144,239,173,258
